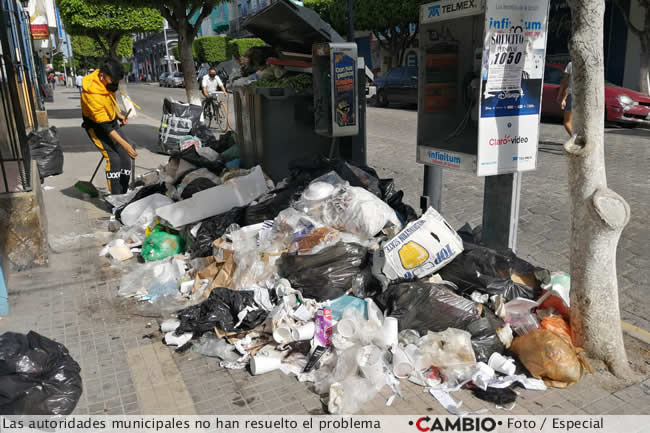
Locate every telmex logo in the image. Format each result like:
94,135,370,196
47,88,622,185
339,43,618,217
410,416,499,431
489,135,529,145
428,0,477,18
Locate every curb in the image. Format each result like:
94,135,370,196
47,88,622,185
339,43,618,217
622,321,650,345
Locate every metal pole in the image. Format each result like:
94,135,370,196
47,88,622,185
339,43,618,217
163,21,172,74
422,165,443,213
347,0,354,43
482,173,521,251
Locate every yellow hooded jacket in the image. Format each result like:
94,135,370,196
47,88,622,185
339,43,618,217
81,70,119,135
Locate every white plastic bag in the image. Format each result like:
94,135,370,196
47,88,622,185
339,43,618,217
121,193,173,227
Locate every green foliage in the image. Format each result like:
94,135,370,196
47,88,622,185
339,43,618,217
122,62,133,73
71,35,132,58
52,53,65,72
228,38,266,59
249,73,313,92
196,36,230,63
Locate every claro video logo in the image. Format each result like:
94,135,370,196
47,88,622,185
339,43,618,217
409,416,500,432
489,135,529,146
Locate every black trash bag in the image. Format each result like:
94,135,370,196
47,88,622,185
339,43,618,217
472,387,517,405
288,157,382,197
278,243,371,302
114,183,167,222
171,146,225,176
158,97,203,153
190,206,246,258
374,281,482,334
439,243,548,302
175,287,269,335
192,124,219,150
0,331,82,415
181,178,217,199
379,179,419,224
243,185,304,226
209,130,236,154
467,309,506,363
28,127,64,179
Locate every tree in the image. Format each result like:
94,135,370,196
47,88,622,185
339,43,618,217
228,38,266,59
58,0,162,57
52,52,65,72
305,0,425,67
565,0,634,379
104,1,222,104
196,36,229,63
614,0,650,94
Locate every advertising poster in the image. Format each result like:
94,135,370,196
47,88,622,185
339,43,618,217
332,51,357,132
29,0,49,40
477,0,550,176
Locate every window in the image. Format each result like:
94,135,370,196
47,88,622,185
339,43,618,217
174,72,183,77
544,66,564,85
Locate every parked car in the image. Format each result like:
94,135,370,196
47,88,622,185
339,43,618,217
375,66,418,107
542,63,650,126
170,72,184,88
159,72,170,87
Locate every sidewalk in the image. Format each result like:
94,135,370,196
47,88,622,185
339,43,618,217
1,86,648,416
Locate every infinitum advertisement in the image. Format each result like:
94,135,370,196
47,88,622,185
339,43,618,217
477,0,550,176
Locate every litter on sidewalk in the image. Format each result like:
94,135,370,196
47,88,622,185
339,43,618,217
94,138,587,415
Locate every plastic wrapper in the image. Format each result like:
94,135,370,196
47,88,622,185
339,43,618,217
118,257,184,299
277,242,373,302
141,231,185,261
375,281,481,334
190,207,246,258
194,333,240,361
28,127,64,179
540,316,573,345
439,243,548,302
114,183,167,220
175,287,269,335
510,329,589,388
0,331,82,415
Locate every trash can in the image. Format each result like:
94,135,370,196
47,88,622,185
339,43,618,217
231,0,349,182
233,85,332,182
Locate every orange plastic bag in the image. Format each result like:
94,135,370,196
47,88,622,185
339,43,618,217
541,316,574,345
511,329,589,388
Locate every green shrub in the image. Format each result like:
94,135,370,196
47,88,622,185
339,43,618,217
196,36,230,64
121,62,133,73
227,38,266,59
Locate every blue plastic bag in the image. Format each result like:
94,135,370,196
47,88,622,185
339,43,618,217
327,295,367,321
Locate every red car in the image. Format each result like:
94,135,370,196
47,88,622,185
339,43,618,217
542,63,650,126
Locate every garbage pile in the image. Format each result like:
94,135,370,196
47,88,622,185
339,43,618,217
101,149,588,415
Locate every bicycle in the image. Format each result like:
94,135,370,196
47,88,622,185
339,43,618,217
202,93,228,132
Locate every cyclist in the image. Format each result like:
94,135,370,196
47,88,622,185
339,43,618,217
202,68,226,99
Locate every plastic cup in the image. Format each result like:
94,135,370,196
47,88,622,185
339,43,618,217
250,355,282,375
303,182,335,201
291,322,315,341
488,352,516,376
392,346,414,378
376,317,399,349
273,326,293,344
336,319,357,339
357,345,384,380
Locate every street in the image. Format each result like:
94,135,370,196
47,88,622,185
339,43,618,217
122,82,649,332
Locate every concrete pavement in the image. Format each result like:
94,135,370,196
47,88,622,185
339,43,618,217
1,85,648,416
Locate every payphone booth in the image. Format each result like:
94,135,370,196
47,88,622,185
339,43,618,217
417,0,550,250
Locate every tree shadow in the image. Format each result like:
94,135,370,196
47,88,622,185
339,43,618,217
47,109,82,119
53,124,164,155
59,185,111,213
605,127,650,138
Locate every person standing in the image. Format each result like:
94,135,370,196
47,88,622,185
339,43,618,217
81,58,137,194
557,61,572,135
75,73,83,93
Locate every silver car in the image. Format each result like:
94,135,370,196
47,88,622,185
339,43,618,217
170,72,184,88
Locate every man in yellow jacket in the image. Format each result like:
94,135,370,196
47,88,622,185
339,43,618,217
81,58,137,194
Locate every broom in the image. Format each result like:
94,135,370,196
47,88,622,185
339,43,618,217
73,156,103,197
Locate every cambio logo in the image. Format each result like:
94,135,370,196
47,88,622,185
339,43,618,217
410,416,499,431
489,135,528,145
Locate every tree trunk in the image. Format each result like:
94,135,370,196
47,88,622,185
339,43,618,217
640,40,649,95
178,22,200,105
565,0,634,379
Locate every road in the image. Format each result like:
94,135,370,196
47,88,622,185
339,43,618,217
122,82,649,332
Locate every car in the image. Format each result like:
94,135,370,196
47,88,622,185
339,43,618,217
542,63,650,127
159,72,170,87
374,66,418,107
170,72,184,88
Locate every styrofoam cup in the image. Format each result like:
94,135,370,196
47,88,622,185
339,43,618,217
336,319,357,339
392,346,414,378
376,317,399,349
291,322,315,341
273,326,293,344
303,182,335,201
488,352,516,376
250,355,281,375
357,345,384,380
